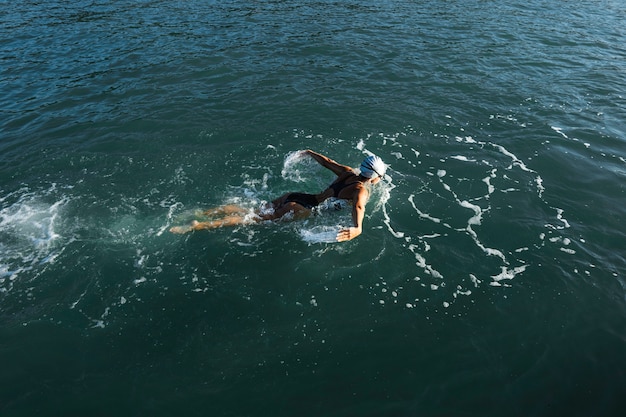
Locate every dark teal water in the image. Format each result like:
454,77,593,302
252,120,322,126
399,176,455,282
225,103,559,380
2,1,626,416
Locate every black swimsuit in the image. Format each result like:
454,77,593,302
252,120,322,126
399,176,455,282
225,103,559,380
283,175,360,209
283,192,319,209
328,176,358,197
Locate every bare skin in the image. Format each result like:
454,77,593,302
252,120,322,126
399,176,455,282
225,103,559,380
169,150,382,241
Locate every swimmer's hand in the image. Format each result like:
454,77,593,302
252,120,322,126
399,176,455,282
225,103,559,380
336,226,362,242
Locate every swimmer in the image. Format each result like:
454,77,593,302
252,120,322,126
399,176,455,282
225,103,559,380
169,150,387,242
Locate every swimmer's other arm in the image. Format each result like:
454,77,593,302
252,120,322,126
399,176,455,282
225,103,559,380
336,186,368,242
304,150,353,175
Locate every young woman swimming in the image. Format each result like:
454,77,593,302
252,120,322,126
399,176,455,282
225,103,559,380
170,150,387,242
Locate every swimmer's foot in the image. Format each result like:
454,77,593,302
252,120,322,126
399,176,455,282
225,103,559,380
169,226,191,234
169,222,197,234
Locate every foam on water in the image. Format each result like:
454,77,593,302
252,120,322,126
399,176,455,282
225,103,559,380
0,186,70,291
362,126,577,310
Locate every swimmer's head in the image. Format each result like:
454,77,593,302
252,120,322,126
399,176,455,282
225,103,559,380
360,155,387,181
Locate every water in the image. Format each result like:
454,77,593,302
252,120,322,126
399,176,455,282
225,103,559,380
2,0,625,415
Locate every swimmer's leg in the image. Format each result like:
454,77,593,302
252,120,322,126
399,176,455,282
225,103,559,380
170,225,194,234
263,202,312,221
202,204,248,217
170,215,254,234
171,202,311,234
191,215,250,230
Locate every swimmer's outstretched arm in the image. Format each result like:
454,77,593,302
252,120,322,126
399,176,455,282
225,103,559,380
336,186,368,242
304,150,353,176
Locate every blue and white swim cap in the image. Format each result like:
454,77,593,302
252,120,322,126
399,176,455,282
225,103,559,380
360,155,387,179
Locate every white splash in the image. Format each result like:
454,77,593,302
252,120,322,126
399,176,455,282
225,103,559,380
299,226,340,244
0,188,70,287
281,150,313,183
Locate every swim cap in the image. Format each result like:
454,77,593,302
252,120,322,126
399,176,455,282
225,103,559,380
360,155,387,179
